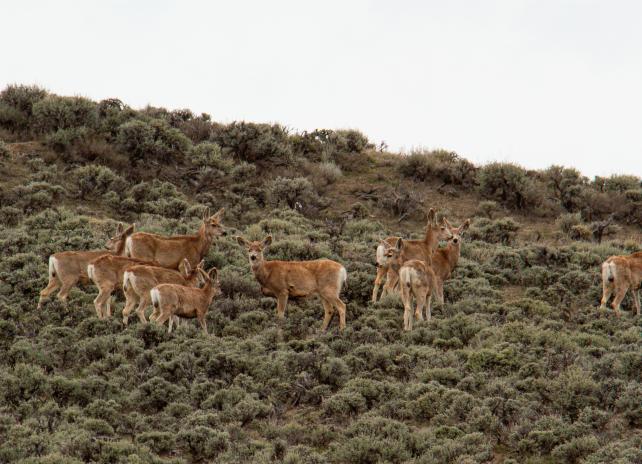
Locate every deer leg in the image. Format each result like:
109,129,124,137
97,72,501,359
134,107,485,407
611,285,629,317
56,278,78,306
276,293,289,320
155,310,171,331
122,290,139,325
633,288,640,316
38,276,61,309
600,281,614,309
134,296,150,324
334,298,347,331
400,281,413,331
382,269,399,298
198,315,208,335
414,284,426,322
371,266,387,303
426,293,433,321
93,286,112,319
320,298,335,332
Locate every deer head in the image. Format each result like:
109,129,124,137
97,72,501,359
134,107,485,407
201,208,226,239
444,219,470,245
235,235,272,267
198,267,222,298
104,223,135,252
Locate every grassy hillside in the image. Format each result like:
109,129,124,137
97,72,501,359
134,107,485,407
0,84,640,464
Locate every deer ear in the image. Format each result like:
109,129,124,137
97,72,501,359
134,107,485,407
197,260,205,270
211,208,224,221
427,208,436,224
235,236,247,247
262,235,273,247
461,219,471,232
181,258,192,275
123,224,135,236
208,267,218,281
202,207,211,222
116,223,124,234
396,238,403,250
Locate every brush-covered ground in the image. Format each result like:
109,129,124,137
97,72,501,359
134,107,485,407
0,85,640,464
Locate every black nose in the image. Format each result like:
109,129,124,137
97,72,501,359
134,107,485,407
453,238,459,243
250,256,256,261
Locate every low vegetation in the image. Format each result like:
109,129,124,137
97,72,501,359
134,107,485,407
0,84,640,463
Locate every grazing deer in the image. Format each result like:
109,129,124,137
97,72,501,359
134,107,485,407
121,258,204,325
37,223,134,309
600,251,642,316
125,208,225,269
235,235,348,331
430,218,471,303
371,209,452,302
87,255,159,319
151,267,221,334
399,257,443,330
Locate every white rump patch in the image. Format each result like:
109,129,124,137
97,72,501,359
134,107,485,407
338,266,347,292
151,288,161,308
125,237,133,257
49,256,57,277
87,264,95,281
376,244,386,266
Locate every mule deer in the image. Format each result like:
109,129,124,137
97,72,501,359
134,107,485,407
151,267,221,334
600,251,642,316
37,223,134,309
121,258,204,325
235,235,348,331
372,209,452,302
87,255,159,319
431,218,470,303
125,208,225,269
399,218,470,329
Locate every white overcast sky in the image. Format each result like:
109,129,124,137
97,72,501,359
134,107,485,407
2,0,641,177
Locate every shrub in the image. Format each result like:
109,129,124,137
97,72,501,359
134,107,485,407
70,165,127,199
32,95,98,133
399,149,476,186
477,162,544,209
266,177,319,210
211,121,293,164
44,127,90,154
476,200,499,219
0,84,48,132
117,118,191,164
467,217,519,244
0,141,10,167
177,427,229,461
600,174,640,193
541,165,587,211
188,141,233,172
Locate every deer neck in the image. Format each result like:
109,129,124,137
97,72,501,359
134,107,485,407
423,226,439,254
111,238,127,256
251,259,270,286
445,241,461,272
197,223,214,258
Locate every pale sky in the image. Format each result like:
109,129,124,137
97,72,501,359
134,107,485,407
2,0,641,178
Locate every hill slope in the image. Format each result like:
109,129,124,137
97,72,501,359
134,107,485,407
0,85,640,463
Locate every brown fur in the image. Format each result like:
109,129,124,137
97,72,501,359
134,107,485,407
372,209,452,302
151,268,221,334
37,223,134,309
600,251,642,316
87,255,159,319
431,219,471,302
125,208,225,269
399,259,441,330
236,235,348,331
122,258,204,325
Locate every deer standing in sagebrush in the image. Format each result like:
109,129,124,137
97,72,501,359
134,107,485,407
151,267,221,334
87,255,160,319
125,208,225,269
371,209,452,302
121,258,204,325
600,251,642,316
398,219,469,329
37,223,134,309
236,235,348,331
430,218,470,304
